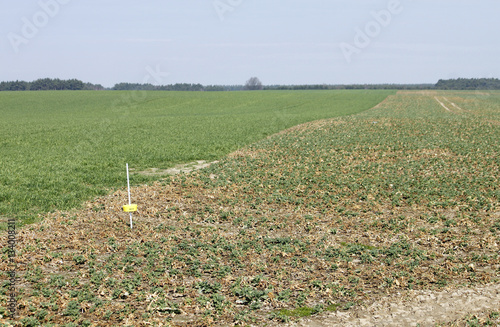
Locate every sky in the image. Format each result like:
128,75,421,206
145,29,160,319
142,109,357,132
1,0,499,87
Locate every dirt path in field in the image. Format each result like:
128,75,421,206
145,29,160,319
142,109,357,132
133,160,218,176
442,97,466,112
434,97,453,112
282,283,500,327
434,95,471,115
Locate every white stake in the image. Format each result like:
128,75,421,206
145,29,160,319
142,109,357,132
126,163,133,229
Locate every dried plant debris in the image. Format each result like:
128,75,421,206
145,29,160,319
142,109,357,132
1,91,499,326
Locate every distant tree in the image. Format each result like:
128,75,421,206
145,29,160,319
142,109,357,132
244,77,263,90
67,79,84,90
13,80,29,91
30,78,52,90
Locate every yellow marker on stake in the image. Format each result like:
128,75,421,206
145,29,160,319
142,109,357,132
124,163,136,229
123,204,137,212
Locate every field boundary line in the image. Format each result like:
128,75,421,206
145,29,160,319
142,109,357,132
370,94,395,110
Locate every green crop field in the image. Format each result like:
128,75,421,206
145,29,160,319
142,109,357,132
0,90,392,224
1,90,498,326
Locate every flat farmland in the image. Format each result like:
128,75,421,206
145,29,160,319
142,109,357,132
1,90,498,326
0,90,392,224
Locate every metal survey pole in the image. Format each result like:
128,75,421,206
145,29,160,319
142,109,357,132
123,163,137,229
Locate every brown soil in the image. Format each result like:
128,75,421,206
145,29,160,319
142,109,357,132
282,283,500,327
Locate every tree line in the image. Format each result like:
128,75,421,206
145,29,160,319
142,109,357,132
264,79,500,90
1,77,499,92
435,78,500,90
0,78,104,91
112,83,206,91
264,84,435,90
0,79,227,92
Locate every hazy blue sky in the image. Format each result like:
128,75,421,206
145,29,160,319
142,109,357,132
1,0,499,87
